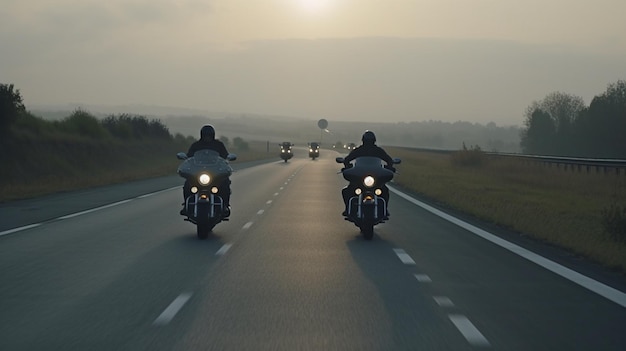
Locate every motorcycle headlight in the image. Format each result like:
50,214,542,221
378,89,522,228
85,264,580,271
363,176,375,187
211,187,219,194
281,149,285,153
355,188,362,195
198,173,211,185
309,148,313,152
375,188,382,196
191,186,198,194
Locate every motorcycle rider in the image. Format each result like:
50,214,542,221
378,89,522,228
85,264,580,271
342,130,395,217
181,124,232,217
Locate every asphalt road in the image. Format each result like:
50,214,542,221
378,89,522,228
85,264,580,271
1,150,625,350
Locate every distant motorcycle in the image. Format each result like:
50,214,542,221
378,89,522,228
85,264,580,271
280,142,294,162
336,156,401,240
177,150,236,239
309,142,320,160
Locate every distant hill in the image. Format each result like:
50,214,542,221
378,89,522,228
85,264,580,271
30,104,521,153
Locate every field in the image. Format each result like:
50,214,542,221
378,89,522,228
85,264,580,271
0,139,274,202
388,146,626,273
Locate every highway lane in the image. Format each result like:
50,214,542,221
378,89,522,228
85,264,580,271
1,150,625,350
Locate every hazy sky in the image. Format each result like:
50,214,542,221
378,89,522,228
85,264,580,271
2,0,625,126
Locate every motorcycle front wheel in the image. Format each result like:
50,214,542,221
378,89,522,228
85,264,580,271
196,202,211,239
360,205,375,240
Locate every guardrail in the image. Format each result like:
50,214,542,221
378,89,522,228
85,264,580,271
389,146,626,175
487,153,626,175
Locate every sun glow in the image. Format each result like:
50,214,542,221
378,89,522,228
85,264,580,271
296,0,332,14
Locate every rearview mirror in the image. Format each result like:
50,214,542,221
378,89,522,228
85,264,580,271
227,154,237,161
393,158,402,165
176,152,188,160
335,157,345,163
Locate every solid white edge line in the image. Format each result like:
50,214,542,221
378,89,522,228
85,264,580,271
1,186,179,237
448,314,491,347
153,293,193,326
389,185,626,308
58,199,133,219
0,223,43,237
137,186,179,198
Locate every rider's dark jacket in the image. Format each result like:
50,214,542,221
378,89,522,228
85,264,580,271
343,143,393,167
187,139,229,159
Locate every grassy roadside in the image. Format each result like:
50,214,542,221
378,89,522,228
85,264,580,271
387,146,626,273
0,139,274,203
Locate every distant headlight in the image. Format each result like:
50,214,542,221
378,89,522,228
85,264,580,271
199,173,211,185
282,149,286,153
309,148,313,152
363,176,375,187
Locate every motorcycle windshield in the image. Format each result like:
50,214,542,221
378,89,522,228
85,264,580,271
343,157,394,183
178,150,232,178
353,157,384,168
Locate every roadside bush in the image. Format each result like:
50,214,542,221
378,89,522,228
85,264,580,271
102,114,171,140
601,203,626,243
56,109,107,138
451,142,486,167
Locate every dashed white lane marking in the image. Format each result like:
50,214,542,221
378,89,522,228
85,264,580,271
216,243,232,256
266,200,273,204
393,248,416,265
0,223,43,237
273,192,279,196
414,274,432,283
242,222,253,230
389,185,626,308
280,187,284,190
153,293,193,326
257,209,265,215
433,296,455,307
58,199,133,219
448,314,490,347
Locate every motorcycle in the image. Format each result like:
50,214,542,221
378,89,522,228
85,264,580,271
309,142,320,160
336,156,401,240
177,150,236,239
279,142,294,162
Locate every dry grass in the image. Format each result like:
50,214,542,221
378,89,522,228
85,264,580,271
388,147,626,272
0,139,274,202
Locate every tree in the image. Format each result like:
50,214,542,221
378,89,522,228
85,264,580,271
576,80,626,158
520,92,584,155
521,106,556,154
0,83,26,135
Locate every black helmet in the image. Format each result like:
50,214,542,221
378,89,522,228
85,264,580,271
200,124,216,140
362,130,376,144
